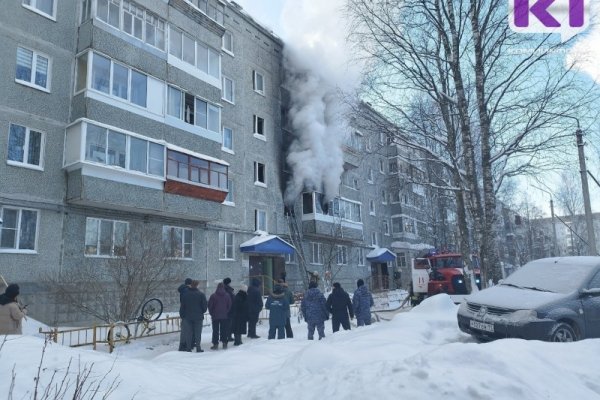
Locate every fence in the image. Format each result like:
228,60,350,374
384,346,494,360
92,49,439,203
38,303,302,353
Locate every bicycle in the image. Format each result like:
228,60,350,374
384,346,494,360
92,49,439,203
107,298,163,346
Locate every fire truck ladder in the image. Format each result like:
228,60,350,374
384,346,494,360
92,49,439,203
285,208,310,290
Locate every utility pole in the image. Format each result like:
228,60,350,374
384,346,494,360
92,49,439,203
533,185,559,257
576,129,598,255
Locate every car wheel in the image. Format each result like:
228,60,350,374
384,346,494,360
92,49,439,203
549,322,578,342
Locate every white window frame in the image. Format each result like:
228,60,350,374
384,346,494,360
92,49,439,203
84,217,128,257
222,76,235,104
0,206,39,253
381,189,387,204
219,231,234,260
254,161,266,186
253,115,265,137
253,70,264,94
369,200,375,215
367,168,374,183
397,252,407,268
255,209,267,233
222,126,233,153
379,159,385,174
22,0,56,19
383,219,390,236
371,232,378,247
224,178,234,204
311,242,323,265
336,245,348,265
15,46,51,92
162,225,193,259
7,123,45,170
285,252,295,264
357,248,365,266
222,31,233,55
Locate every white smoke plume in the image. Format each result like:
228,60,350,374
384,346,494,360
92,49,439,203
280,0,362,205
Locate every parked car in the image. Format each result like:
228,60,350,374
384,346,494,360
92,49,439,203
457,256,600,342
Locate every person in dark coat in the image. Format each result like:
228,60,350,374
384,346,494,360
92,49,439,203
208,282,232,349
277,279,295,338
179,280,208,352
177,278,193,351
353,279,374,327
223,277,236,341
326,282,354,332
265,284,290,339
231,284,249,346
247,278,263,339
300,281,328,340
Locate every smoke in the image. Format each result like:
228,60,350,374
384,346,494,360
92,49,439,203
280,0,362,205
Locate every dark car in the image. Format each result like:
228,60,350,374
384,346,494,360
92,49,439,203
457,256,600,342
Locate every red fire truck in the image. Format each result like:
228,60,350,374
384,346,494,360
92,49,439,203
410,250,481,304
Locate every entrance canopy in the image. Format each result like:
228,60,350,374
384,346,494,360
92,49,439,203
366,247,397,263
240,234,295,255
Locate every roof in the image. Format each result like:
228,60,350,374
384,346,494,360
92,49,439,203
240,234,295,255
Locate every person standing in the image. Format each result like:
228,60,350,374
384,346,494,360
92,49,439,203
231,284,249,346
326,282,354,333
0,284,27,335
265,284,290,339
277,279,295,338
352,279,374,327
208,282,232,349
247,278,263,339
177,278,193,351
300,281,328,340
179,280,207,352
223,277,236,341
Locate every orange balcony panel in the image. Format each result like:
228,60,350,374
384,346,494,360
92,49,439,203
165,179,227,203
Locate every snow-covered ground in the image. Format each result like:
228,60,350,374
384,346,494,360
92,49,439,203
2,294,600,400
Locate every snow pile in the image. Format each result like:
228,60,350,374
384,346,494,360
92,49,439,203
2,294,600,399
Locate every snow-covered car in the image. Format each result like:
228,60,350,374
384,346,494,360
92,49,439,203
457,256,600,342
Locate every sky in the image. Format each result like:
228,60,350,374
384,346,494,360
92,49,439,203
233,0,600,217
2,293,600,399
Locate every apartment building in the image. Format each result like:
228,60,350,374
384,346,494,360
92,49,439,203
1,0,448,325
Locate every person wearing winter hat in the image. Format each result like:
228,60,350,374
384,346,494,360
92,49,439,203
326,282,354,332
208,282,232,349
177,277,194,351
247,278,263,339
223,277,236,341
231,284,249,346
277,279,295,338
265,284,290,339
0,283,27,335
353,279,374,327
300,281,328,340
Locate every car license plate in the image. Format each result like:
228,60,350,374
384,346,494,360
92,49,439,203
470,320,494,333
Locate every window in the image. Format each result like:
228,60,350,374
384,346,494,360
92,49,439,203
89,53,147,108
253,115,264,136
397,252,406,268
253,70,264,94
16,46,50,90
357,248,365,266
381,190,387,204
222,31,233,54
311,242,323,264
168,26,220,78
405,219,416,233
369,200,375,215
254,162,265,185
389,159,398,174
371,232,378,247
167,85,221,132
255,209,267,232
222,127,233,151
222,76,234,103
0,207,38,251
336,245,348,265
224,179,233,203
392,217,403,234
122,1,144,40
379,159,385,173
285,252,295,264
7,124,44,169
219,231,234,260
207,1,224,25
166,149,228,190
23,0,55,18
368,168,374,183
383,219,390,235
144,12,166,50
84,122,164,176
96,0,120,28
391,190,400,203
85,217,127,256
163,226,192,259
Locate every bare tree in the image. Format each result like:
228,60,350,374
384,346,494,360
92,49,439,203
347,0,598,286
46,224,181,323
555,171,584,217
